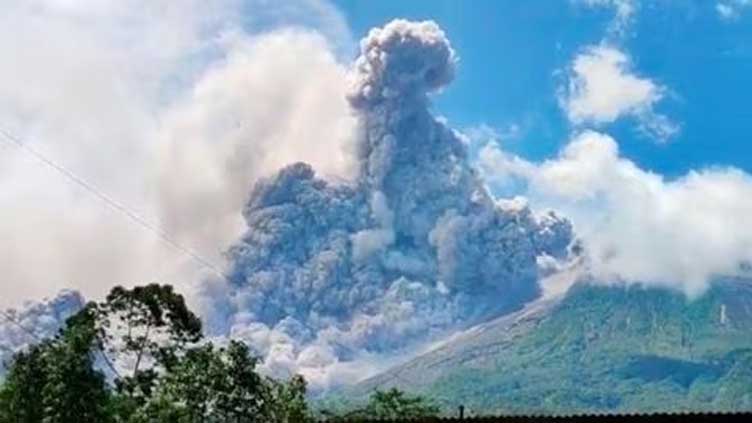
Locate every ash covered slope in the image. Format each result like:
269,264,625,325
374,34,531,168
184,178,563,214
203,20,577,388
0,290,84,374
345,279,752,414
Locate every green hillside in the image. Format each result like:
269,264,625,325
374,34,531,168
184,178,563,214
339,280,752,415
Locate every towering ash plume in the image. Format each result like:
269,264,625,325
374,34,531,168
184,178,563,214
0,19,577,388
201,20,578,388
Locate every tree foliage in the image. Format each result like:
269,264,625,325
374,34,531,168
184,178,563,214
321,388,440,421
0,284,438,422
363,388,440,419
269,374,311,422
94,284,202,400
134,341,275,423
0,342,51,423
0,307,110,423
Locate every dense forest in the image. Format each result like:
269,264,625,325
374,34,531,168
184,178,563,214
0,284,438,422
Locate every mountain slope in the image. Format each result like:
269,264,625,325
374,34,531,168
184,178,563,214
342,280,752,414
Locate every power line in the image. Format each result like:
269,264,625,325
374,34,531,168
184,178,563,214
0,310,43,344
0,309,124,380
0,127,225,278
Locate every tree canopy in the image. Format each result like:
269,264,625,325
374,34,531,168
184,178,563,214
0,284,441,422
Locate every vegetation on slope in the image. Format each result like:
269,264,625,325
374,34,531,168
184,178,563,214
346,281,752,415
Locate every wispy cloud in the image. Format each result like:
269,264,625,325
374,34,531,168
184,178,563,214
716,0,752,20
576,0,638,35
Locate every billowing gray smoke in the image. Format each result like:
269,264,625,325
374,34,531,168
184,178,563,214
0,290,84,374
200,20,578,389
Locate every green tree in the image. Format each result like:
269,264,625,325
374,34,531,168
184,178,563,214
0,342,52,423
0,307,111,423
366,388,439,419
215,341,270,421
136,341,287,423
335,388,439,421
268,374,312,423
320,388,440,421
94,284,202,404
41,307,111,423
0,283,320,423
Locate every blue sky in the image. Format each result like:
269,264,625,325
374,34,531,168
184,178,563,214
335,0,752,178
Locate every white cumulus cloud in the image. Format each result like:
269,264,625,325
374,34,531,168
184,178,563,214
0,0,354,308
154,29,356,269
479,130,752,298
559,45,679,141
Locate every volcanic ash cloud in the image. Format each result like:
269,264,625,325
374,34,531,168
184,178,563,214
0,290,84,376
200,19,579,389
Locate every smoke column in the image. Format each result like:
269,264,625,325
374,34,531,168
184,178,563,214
197,19,578,389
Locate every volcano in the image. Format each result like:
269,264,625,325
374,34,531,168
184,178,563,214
341,277,752,414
